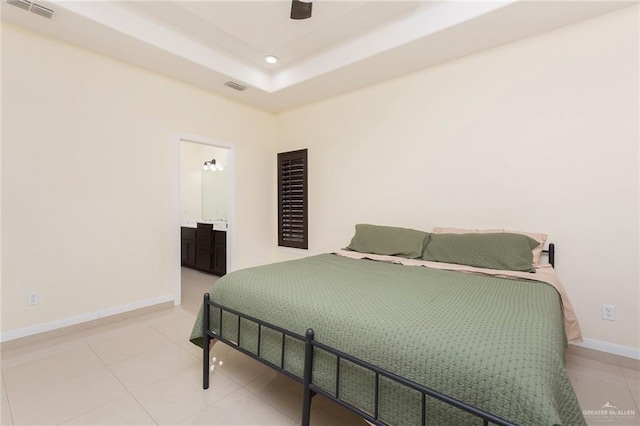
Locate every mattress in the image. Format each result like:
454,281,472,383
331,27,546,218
190,254,585,425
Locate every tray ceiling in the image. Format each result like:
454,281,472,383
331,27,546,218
1,0,635,112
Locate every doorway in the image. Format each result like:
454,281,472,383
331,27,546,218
174,133,236,306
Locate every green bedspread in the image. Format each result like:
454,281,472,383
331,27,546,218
190,254,585,426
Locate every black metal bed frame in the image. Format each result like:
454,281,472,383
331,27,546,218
545,244,555,268
202,244,555,426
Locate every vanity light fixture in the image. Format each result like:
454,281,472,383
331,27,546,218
203,159,224,172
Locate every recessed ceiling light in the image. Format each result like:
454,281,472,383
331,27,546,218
264,55,279,64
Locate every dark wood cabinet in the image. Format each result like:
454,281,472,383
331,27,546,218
181,227,197,267
195,223,214,274
213,230,226,276
181,224,226,276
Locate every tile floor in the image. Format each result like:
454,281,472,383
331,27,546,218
0,268,638,425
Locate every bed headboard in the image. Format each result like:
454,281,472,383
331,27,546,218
542,243,555,268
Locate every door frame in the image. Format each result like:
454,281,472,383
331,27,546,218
173,132,237,305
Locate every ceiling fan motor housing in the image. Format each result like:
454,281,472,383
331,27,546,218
291,0,313,20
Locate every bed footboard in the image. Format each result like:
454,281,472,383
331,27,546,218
202,293,515,426
306,338,515,426
202,293,308,390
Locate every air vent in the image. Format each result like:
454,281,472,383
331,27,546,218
224,81,247,92
7,0,31,11
30,3,53,19
7,0,54,19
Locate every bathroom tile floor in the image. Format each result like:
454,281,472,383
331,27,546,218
1,268,638,425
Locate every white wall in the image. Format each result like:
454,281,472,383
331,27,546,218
1,23,276,336
275,7,639,350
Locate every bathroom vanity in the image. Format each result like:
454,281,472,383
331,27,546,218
181,222,226,276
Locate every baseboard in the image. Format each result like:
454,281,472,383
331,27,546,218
571,338,640,361
0,294,175,344
567,339,640,371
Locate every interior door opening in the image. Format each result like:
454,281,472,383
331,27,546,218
175,134,236,307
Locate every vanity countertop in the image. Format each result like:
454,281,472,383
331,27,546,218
181,220,227,231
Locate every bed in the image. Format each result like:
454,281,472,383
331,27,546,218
189,226,585,426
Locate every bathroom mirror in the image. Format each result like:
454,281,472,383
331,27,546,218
180,141,229,225
202,154,228,221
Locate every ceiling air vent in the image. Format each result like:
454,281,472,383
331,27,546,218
30,3,53,19
7,0,31,11
224,81,247,92
7,0,54,19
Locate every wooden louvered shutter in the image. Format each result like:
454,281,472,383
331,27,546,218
278,149,308,249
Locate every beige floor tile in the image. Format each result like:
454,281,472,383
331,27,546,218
132,364,240,425
622,367,640,381
212,346,272,386
0,333,85,370
624,372,640,403
629,380,640,404
109,342,199,389
568,368,635,413
202,339,230,356
189,339,230,366
179,338,207,359
3,344,104,400
1,401,13,426
582,397,640,426
151,311,199,348
179,387,294,425
61,395,156,425
310,396,368,426
566,354,627,384
0,327,84,353
567,345,620,366
135,305,182,323
620,356,640,372
246,371,304,420
119,302,175,322
566,354,624,373
77,317,145,339
630,386,640,404
9,368,127,425
1,373,7,403
84,323,174,365
181,268,218,316
140,305,194,326
137,304,200,360
182,301,206,317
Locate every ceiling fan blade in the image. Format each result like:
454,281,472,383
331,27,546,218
290,0,312,20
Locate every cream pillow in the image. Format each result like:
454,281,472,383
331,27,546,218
432,227,548,266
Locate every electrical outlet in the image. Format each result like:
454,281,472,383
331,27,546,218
28,292,39,306
602,304,615,321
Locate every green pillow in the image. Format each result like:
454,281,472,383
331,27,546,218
346,224,430,259
422,233,539,272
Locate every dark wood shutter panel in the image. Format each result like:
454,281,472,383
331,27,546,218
278,149,308,249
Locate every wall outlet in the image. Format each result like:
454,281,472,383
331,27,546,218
28,292,39,306
602,304,615,321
